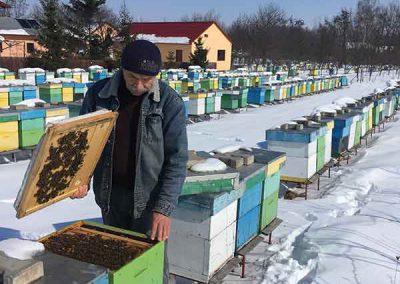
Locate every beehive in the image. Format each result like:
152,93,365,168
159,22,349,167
38,221,164,284
0,111,19,152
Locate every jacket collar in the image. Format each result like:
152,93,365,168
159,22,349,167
98,69,160,102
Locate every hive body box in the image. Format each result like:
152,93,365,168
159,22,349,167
45,107,70,125
331,112,358,155
0,111,19,152
39,84,63,104
37,221,164,284
265,84,276,102
235,163,266,250
221,90,239,110
0,87,9,107
170,173,239,283
205,92,215,114
188,92,206,116
247,87,266,105
214,91,222,112
266,126,319,181
250,149,286,232
16,108,46,148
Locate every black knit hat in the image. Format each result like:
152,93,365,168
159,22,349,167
121,40,162,76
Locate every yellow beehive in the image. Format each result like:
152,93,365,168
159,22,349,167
73,74,82,83
5,75,15,80
46,108,69,117
0,93,8,107
189,92,207,99
0,121,19,152
62,93,73,103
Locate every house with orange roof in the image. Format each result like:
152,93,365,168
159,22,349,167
130,21,232,70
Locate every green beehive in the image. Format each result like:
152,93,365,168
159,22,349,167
18,117,45,148
265,86,275,103
316,135,326,171
200,79,213,90
38,221,165,284
205,93,215,114
9,91,23,105
260,172,280,229
40,86,63,104
193,81,201,92
66,102,82,118
238,88,248,108
221,91,239,110
354,120,362,146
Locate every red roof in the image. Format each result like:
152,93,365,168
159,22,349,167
130,21,220,43
0,1,11,8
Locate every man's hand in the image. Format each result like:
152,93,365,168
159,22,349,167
150,212,171,241
70,185,89,199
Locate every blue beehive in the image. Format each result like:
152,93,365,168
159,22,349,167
36,74,46,85
247,87,266,105
236,182,262,249
266,126,319,143
188,71,200,80
23,86,37,100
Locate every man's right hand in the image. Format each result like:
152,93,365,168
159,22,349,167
70,185,89,199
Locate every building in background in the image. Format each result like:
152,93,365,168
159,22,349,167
130,21,232,70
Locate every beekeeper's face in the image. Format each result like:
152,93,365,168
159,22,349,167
123,69,156,96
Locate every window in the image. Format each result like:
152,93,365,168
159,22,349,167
176,49,183,62
217,50,225,61
26,43,34,53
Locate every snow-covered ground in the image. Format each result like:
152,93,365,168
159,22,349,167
0,73,399,283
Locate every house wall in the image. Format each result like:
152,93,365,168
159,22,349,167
194,23,232,71
0,35,42,58
156,43,192,66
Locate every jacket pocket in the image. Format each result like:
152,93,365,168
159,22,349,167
145,111,163,143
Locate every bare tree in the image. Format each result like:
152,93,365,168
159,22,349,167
4,0,29,18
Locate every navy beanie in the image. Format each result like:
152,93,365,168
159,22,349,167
121,40,162,76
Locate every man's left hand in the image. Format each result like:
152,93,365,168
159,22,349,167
150,212,171,241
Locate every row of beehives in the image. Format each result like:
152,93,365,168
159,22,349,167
179,75,346,117
167,147,287,283
265,87,400,183
0,105,69,152
166,74,347,94
0,79,91,108
0,66,109,85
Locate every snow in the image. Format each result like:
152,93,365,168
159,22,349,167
0,238,44,260
213,145,242,154
333,96,357,107
56,68,72,73
0,29,29,36
136,34,190,44
0,73,399,283
15,99,45,108
88,65,104,70
72,68,85,72
0,79,34,87
19,68,45,73
311,104,342,115
190,158,227,172
45,78,76,84
0,68,9,72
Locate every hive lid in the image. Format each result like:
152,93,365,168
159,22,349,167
14,110,118,218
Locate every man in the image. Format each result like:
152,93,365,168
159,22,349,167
71,40,188,283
